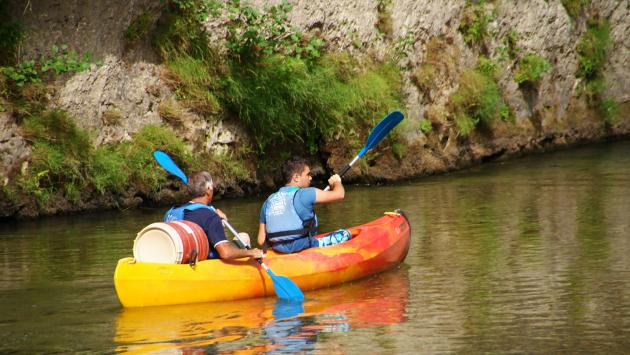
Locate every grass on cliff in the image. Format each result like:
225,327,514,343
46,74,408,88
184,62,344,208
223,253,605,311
9,110,196,206
155,0,404,156
459,0,495,49
561,0,590,19
221,53,402,153
576,17,618,122
450,64,507,136
514,53,551,86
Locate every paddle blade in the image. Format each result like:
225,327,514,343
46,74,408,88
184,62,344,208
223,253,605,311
153,150,188,184
266,268,305,301
358,110,404,157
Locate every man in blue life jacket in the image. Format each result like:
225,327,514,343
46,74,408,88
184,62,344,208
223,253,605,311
257,157,349,254
165,171,263,260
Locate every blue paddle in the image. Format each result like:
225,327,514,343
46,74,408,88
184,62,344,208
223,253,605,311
153,150,305,301
325,110,404,190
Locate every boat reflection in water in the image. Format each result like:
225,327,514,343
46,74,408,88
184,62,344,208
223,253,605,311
114,268,409,354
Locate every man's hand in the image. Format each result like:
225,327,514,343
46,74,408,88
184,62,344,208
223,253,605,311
215,208,227,220
249,248,263,259
328,174,342,187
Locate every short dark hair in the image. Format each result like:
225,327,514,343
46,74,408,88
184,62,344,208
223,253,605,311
282,157,309,183
188,171,213,197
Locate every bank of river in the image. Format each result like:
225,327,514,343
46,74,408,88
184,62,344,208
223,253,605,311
1,141,629,353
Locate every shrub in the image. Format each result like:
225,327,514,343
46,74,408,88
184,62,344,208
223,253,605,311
477,55,499,78
576,18,610,80
459,1,495,48
220,53,402,153
450,68,505,135
223,0,324,62
18,110,93,203
13,110,198,205
514,53,551,85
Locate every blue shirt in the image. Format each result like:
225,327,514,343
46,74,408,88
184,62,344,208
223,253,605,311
184,208,228,254
260,187,317,224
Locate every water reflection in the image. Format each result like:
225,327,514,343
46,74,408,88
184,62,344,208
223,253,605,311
114,269,409,354
3,141,630,353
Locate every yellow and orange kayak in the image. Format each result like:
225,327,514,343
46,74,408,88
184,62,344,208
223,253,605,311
114,211,410,307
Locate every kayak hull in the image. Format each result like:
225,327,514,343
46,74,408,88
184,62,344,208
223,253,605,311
114,211,410,307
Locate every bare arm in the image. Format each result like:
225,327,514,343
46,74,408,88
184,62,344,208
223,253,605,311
215,242,262,260
315,174,345,203
257,223,267,246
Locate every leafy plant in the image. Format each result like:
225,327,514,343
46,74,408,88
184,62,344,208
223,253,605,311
576,18,609,81
223,0,324,62
459,0,495,48
2,44,94,86
514,53,551,85
420,119,433,134
477,55,499,78
2,60,40,86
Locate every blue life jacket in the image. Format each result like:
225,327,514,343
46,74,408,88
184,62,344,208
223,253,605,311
164,202,214,222
264,187,317,245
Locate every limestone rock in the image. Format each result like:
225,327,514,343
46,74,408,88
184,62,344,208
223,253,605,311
0,112,30,181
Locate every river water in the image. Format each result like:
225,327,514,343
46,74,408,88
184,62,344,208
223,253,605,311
1,141,629,353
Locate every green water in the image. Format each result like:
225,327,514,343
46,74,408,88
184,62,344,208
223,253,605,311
1,141,629,353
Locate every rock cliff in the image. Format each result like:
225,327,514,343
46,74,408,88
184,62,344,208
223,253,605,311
1,0,628,218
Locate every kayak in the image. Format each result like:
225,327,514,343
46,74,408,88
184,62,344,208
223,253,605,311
114,210,411,307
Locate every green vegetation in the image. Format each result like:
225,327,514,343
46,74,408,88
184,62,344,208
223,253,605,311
459,0,495,48
223,0,324,62
222,54,402,153
4,0,404,211
599,98,619,124
561,0,590,19
576,18,609,81
8,110,196,206
496,30,520,61
420,119,433,134
514,53,551,85
576,18,617,122
164,55,220,115
1,44,94,86
155,0,403,155
450,65,506,136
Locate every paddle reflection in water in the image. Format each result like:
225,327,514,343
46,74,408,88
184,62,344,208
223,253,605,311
114,268,409,353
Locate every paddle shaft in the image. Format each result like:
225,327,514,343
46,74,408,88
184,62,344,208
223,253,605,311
322,111,404,191
222,219,265,266
323,155,359,191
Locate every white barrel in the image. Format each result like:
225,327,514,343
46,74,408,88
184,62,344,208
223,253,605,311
133,220,214,264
